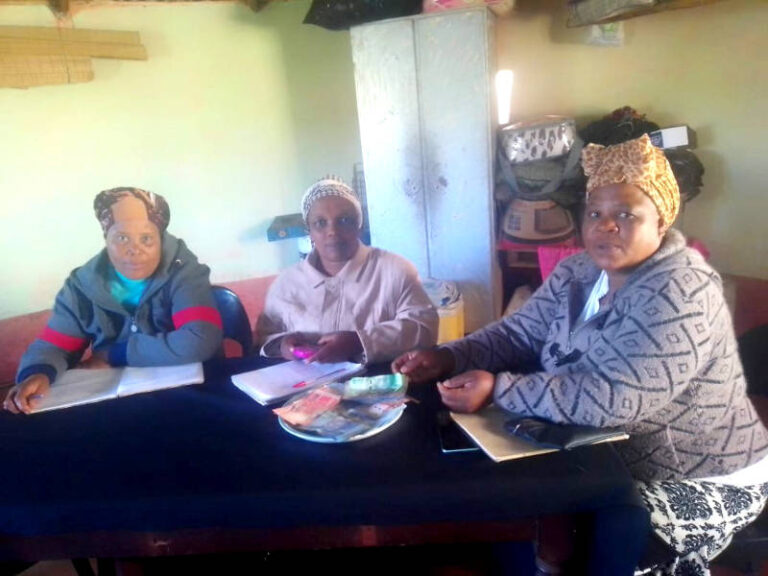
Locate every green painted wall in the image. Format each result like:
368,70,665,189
1,0,765,320
0,0,362,318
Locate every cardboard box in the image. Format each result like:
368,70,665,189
649,125,697,149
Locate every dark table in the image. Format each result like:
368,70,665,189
0,357,647,571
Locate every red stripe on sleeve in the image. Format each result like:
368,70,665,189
172,306,223,330
39,326,89,353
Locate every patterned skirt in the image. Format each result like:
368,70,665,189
635,479,768,576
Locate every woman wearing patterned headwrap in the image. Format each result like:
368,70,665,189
393,135,768,575
4,187,223,414
257,177,438,364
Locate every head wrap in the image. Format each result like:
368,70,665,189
581,134,680,227
93,187,170,235
301,176,363,227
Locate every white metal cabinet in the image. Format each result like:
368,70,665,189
351,8,499,332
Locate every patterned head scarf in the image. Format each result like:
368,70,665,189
581,134,680,227
301,176,363,227
93,187,170,235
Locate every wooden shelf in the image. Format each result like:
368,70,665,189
568,0,724,27
504,249,540,269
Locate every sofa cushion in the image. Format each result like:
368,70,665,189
0,309,51,385
218,276,276,332
214,276,277,357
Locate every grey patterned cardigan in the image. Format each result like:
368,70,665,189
444,230,768,482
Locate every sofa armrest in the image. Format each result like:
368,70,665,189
0,309,52,385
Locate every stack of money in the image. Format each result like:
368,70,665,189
273,374,408,442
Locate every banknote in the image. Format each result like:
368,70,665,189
300,410,370,441
337,399,407,422
341,374,406,402
273,386,341,427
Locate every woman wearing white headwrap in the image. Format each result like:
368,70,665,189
257,177,438,365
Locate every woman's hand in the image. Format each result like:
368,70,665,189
391,348,455,384
280,332,319,361
78,350,111,370
3,374,51,414
309,331,363,364
437,370,494,413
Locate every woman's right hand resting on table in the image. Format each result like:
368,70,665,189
3,374,51,414
391,348,456,384
437,370,494,413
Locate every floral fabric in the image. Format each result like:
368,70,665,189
635,479,768,575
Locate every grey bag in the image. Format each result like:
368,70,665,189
497,133,584,203
499,117,578,164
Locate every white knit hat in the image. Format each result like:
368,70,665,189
301,176,363,227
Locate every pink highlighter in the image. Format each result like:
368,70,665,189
292,346,318,360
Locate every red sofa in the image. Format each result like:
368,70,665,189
1,273,765,386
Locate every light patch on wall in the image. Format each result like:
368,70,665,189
495,69,514,125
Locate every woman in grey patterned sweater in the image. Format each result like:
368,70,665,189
393,135,767,576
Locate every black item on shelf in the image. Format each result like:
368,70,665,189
579,106,660,147
304,0,422,30
664,148,705,204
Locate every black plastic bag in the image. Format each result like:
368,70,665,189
664,148,704,204
579,106,659,147
304,0,422,31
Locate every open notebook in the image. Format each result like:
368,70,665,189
231,360,365,406
450,404,628,463
31,363,204,413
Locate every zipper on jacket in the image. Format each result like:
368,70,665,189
567,308,608,354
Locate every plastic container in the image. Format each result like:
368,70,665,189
423,279,465,344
